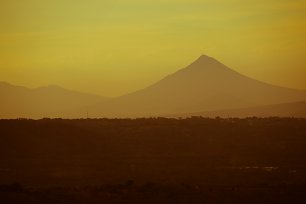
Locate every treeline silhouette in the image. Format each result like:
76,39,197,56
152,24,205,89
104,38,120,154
1,117,306,203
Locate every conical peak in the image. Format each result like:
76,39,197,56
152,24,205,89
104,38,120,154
195,55,218,64
198,54,213,60
186,55,226,72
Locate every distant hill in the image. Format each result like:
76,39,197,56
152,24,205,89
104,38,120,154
0,82,107,119
2,55,306,118
167,101,306,118
83,55,306,117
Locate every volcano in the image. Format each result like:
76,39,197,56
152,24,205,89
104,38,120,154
1,55,306,118
84,55,306,117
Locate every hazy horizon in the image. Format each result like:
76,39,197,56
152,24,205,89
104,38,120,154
1,55,306,119
1,54,306,98
1,0,306,97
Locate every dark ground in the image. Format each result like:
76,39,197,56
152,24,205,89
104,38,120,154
0,117,306,203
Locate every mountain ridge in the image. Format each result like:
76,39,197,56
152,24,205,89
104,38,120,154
0,81,107,118
68,55,306,118
1,55,306,118
166,100,306,118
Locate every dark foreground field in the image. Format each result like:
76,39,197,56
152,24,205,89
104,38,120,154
1,117,306,203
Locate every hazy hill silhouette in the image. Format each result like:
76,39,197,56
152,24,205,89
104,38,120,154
82,55,306,117
1,55,306,118
168,101,306,118
0,82,107,118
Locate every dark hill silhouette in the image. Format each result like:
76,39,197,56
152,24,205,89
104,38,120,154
82,55,306,117
167,101,306,118
0,82,107,119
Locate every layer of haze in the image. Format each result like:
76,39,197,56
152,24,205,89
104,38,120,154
0,0,306,97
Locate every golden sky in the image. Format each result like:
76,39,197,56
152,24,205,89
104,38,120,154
0,0,306,96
